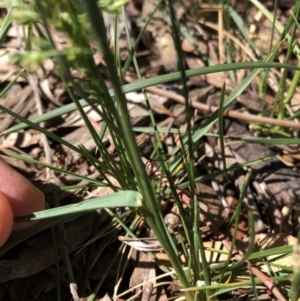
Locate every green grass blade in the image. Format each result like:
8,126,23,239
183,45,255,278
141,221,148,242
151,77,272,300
15,191,142,221
83,2,193,299
0,6,12,45
0,69,24,98
0,150,102,185
218,82,227,173
5,61,300,134
224,3,256,50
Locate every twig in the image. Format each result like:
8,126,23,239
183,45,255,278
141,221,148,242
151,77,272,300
125,77,300,130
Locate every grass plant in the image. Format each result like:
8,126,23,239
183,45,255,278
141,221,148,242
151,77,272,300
0,0,300,300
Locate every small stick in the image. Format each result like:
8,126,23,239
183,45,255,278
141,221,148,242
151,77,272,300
125,76,300,130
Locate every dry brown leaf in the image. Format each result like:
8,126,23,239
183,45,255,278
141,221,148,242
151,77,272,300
130,252,157,301
255,233,297,272
2,132,40,148
141,0,178,72
0,214,95,283
85,175,120,198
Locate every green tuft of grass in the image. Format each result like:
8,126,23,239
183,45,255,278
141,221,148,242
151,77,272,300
0,0,299,300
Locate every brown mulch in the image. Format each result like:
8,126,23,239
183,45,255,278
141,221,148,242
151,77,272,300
0,1,299,301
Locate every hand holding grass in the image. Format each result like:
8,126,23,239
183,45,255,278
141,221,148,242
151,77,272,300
0,157,45,246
